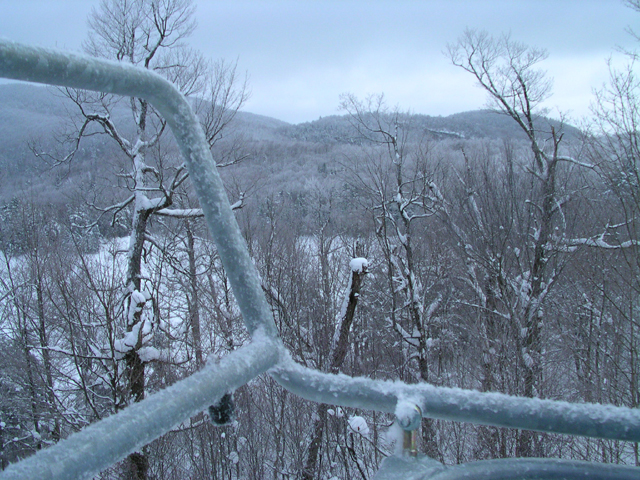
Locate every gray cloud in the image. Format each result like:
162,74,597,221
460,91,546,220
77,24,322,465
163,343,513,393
1,0,635,123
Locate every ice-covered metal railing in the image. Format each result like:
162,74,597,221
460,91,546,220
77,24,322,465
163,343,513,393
375,456,640,479
0,40,639,480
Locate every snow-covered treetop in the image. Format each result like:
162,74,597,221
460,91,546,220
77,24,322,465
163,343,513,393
349,257,368,273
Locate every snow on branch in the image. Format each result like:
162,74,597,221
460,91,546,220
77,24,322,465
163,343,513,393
349,257,369,273
556,155,595,169
155,193,244,218
155,207,205,218
560,235,640,250
387,317,420,347
555,221,640,250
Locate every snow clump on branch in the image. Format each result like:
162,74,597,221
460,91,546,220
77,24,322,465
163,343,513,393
349,257,368,273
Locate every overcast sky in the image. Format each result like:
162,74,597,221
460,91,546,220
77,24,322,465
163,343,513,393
0,0,636,124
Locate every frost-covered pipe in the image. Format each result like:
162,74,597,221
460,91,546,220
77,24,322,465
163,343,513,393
0,39,277,340
376,456,640,480
0,336,279,480
272,356,640,443
426,458,640,480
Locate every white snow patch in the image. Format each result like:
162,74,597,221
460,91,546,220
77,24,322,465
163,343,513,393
327,407,344,417
349,257,368,273
348,415,369,436
522,352,534,369
138,346,162,362
384,422,405,455
114,324,140,353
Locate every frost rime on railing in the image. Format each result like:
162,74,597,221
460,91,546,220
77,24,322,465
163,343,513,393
0,40,639,480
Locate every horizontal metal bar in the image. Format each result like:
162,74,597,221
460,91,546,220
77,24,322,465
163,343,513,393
272,357,640,442
0,337,280,480
430,458,640,480
375,456,640,480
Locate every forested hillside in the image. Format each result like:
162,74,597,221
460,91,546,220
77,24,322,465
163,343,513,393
0,1,638,479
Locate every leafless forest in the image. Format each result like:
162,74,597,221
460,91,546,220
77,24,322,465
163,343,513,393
1,1,639,479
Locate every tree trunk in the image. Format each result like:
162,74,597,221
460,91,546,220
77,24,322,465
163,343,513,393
36,280,61,441
123,204,151,478
186,221,204,367
302,257,367,479
516,158,558,458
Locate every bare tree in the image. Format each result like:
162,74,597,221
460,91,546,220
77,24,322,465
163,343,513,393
340,94,454,460
447,30,577,457
28,1,248,477
302,243,368,480
587,5,640,464
0,203,65,448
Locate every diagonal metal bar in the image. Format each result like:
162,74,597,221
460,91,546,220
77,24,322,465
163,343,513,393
0,336,279,480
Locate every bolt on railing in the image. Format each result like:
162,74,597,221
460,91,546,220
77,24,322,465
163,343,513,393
0,40,639,480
